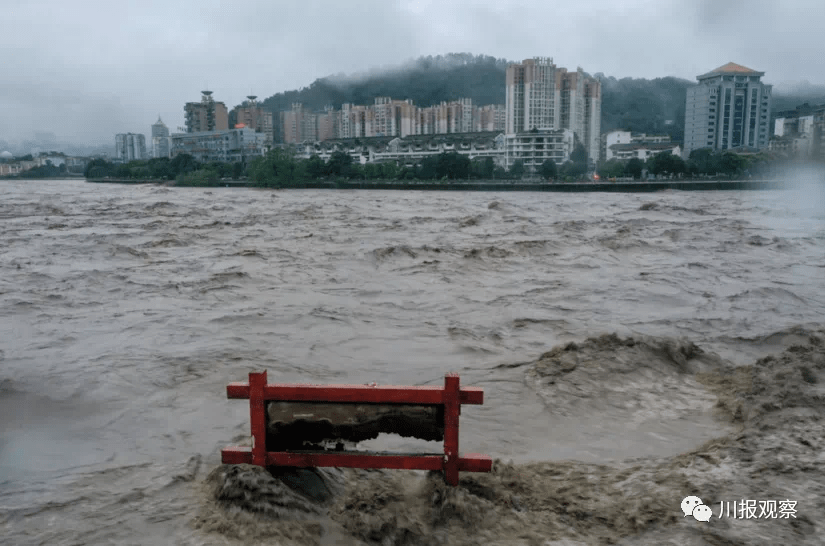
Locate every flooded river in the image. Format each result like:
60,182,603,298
1,177,824,544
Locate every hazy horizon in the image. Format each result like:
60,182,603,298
3,0,825,154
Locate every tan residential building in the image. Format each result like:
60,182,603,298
283,98,505,142
282,103,319,144
337,103,366,139
367,97,417,138
478,104,506,132
184,91,229,133
316,106,338,142
340,104,370,139
234,96,274,144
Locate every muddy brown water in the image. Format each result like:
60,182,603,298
1,178,824,545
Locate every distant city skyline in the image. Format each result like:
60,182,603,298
2,0,824,150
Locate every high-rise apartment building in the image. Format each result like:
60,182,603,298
151,116,170,158
115,133,147,162
478,104,506,132
505,58,601,164
316,105,338,142
506,57,558,133
683,63,772,157
282,103,320,144
233,96,274,144
184,91,229,133
337,103,367,140
369,97,416,137
281,98,505,143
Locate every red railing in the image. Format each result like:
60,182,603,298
221,371,492,485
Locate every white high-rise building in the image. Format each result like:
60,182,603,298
115,133,147,162
683,62,772,157
151,117,171,158
505,58,601,165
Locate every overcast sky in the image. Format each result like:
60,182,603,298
3,0,824,151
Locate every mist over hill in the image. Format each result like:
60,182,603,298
597,75,694,141
258,53,825,145
260,53,510,113
772,81,825,113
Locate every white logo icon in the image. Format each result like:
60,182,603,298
681,496,712,521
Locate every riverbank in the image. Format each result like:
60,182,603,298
86,177,172,185
86,178,786,192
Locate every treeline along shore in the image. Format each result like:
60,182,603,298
87,177,784,192
83,146,798,191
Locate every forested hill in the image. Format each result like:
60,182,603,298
592,75,692,141
260,53,509,113
259,53,825,143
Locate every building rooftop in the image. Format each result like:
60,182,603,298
609,143,679,152
698,62,764,80
774,103,825,118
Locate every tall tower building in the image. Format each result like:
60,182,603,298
151,116,170,158
184,90,229,133
582,73,602,165
282,103,319,143
506,58,601,164
115,133,147,162
683,62,772,156
233,95,274,143
506,57,558,133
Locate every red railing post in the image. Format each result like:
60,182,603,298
249,370,267,467
443,373,460,485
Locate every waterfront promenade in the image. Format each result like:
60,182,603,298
86,178,785,191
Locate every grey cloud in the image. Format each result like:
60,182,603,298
1,0,823,150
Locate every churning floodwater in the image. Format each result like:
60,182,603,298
1,178,824,545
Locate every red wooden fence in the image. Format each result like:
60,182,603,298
221,371,492,485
